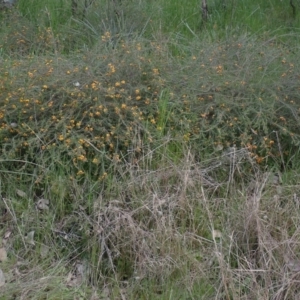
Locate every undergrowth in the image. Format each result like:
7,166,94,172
1,1,300,299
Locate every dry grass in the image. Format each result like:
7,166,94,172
1,2,300,299
1,136,300,298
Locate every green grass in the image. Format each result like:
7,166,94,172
1,0,300,298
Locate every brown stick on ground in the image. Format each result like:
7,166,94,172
201,0,208,21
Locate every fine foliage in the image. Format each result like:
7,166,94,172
1,1,300,299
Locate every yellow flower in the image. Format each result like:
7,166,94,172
77,155,87,161
279,116,286,122
92,158,99,164
77,170,85,175
153,68,159,75
183,133,190,141
91,82,98,90
98,172,108,181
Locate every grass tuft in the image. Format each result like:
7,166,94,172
1,1,300,298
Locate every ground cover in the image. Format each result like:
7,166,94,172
1,0,300,299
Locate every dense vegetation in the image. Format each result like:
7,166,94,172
1,0,300,298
